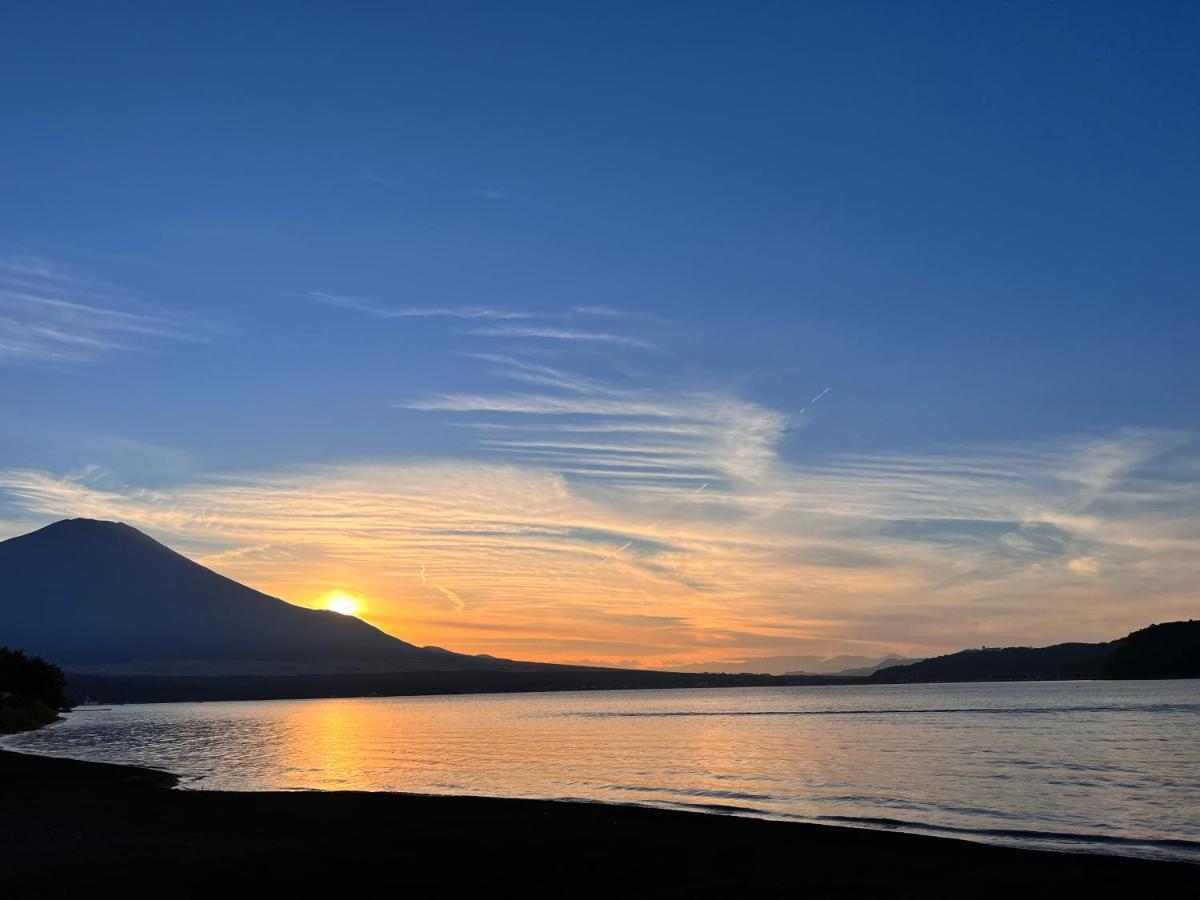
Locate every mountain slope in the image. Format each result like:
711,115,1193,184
0,518,492,673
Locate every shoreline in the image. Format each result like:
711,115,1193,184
63,664,1200,708
3,748,1196,896
5,738,1197,865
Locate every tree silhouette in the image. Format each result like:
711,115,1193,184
0,647,71,733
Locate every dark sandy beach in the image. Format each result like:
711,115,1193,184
2,749,1195,897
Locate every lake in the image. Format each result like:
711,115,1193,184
5,680,1199,863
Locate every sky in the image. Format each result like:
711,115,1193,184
1,2,1197,671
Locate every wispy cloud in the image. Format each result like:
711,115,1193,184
313,291,655,344
433,584,466,613
1,428,1194,667
361,172,400,187
312,292,535,321
0,256,203,365
573,305,642,318
406,351,786,487
462,353,626,396
468,325,655,348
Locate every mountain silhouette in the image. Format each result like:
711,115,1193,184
0,518,841,701
0,518,492,674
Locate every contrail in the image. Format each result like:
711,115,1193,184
591,539,633,572
589,480,712,576
418,563,463,613
796,386,830,417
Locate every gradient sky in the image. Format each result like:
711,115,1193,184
1,2,1197,670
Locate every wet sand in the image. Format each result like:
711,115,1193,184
2,749,1195,897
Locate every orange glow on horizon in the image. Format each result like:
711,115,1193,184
23,425,1183,671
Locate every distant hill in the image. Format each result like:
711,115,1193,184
870,643,1112,683
871,621,1200,683
1101,620,1200,679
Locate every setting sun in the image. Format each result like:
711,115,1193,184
321,592,361,617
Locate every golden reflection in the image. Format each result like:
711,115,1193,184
279,699,381,789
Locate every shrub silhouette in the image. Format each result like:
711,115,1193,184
0,647,71,733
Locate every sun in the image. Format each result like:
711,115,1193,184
321,591,361,616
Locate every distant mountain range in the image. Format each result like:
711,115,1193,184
804,656,925,677
1,519,1196,703
666,654,924,677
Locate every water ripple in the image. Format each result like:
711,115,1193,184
5,680,1199,864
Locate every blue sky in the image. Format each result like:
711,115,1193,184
1,3,1197,668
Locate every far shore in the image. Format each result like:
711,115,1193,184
2,747,1195,896
63,667,1200,708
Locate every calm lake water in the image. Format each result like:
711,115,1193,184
6,680,1200,863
